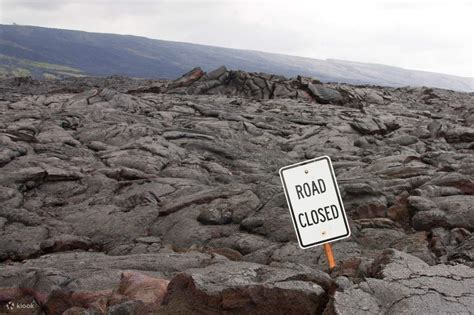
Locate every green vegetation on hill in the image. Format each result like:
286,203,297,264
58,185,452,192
0,54,83,78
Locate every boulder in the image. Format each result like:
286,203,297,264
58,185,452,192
161,260,332,314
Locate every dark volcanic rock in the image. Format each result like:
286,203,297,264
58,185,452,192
165,66,350,105
160,261,332,314
1,69,473,313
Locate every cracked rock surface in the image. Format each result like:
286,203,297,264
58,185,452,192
327,249,474,314
0,68,473,314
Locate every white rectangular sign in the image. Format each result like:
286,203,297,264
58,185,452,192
279,156,350,249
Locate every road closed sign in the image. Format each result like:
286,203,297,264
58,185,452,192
279,156,350,249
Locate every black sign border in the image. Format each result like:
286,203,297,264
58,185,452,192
279,156,350,248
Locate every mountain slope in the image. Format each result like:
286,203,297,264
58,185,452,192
1,24,473,91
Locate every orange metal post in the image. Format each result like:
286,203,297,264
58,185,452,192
323,243,336,271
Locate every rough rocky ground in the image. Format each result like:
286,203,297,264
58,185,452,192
0,67,473,314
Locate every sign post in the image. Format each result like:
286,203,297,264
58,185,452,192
279,156,350,270
323,243,336,270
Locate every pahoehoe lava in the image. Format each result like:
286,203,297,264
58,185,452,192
0,67,473,314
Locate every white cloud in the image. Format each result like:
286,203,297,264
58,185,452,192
1,0,472,77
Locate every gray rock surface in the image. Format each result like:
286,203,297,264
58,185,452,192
0,68,473,313
326,249,474,314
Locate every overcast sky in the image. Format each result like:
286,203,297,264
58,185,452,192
1,0,472,77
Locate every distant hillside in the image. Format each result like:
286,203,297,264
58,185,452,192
1,24,472,92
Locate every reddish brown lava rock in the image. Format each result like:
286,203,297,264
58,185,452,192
387,191,411,226
331,257,362,279
117,271,169,305
166,67,205,90
352,202,387,219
